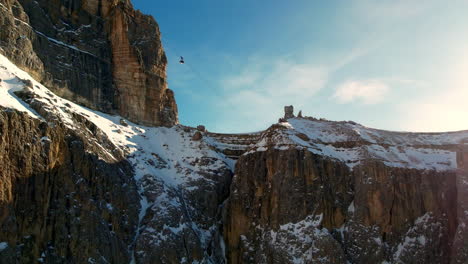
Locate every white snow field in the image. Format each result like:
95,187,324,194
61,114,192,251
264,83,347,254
246,117,468,171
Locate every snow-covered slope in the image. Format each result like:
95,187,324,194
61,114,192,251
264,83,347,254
2,52,468,264
0,53,234,262
247,118,468,171
4,48,467,176
0,56,42,119
0,54,233,178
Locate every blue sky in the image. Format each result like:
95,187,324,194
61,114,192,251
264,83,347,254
132,0,468,133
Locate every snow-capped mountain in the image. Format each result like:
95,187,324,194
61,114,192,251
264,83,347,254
0,0,467,263
2,51,468,263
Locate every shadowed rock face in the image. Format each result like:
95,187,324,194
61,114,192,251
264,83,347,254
0,54,240,263
0,107,140,263
0,0,178,127
224,122,468,264
225,148,352,264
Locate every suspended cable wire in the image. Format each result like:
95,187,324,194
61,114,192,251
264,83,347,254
161,36,223,98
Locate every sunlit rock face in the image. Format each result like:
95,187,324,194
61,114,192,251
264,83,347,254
0,0,178,127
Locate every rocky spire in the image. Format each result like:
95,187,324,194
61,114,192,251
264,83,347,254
284,105,295,119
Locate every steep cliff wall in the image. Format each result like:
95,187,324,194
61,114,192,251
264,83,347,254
0,0,178,127
0,106,140,263
225,120,468,264
1,1,468,262
225,148,351,263
0,54,237,263
1,47,468,263
452,147,468,263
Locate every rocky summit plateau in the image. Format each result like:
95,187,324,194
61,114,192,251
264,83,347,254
0,0,467,264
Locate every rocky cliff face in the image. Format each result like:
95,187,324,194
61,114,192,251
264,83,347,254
224,119,468,264
1,49,468,263
0,0,178,127
1,1,468,263
0,55,239,263
0,104,140,263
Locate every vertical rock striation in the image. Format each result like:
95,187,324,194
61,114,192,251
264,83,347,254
0,107,140,263
225,148,351,263
451,146,468,263
0,0,178,127
224,118,468,264
1,0,468,262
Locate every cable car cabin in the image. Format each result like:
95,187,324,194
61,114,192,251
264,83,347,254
179,56,185,64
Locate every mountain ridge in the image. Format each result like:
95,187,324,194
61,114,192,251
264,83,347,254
1,52,467,263
0,0,467,263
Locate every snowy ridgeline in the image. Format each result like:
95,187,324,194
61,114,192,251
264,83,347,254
1,52,468,176
1,50,467,264
246,118,468,172
0,53,238,261
0,53,234,183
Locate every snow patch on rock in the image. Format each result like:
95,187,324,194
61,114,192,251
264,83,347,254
0,242,8,251
247,118,467,171
0,53,233,263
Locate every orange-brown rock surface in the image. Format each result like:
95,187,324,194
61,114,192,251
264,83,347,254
0,0,178,127
224,118,468,264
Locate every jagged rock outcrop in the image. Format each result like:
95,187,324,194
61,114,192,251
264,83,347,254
0,0,178,127
284,105,294,119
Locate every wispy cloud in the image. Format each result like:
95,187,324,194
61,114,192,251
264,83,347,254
214,58,329,131
222,57,328,94
332,80,389,105
208,44,376,132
